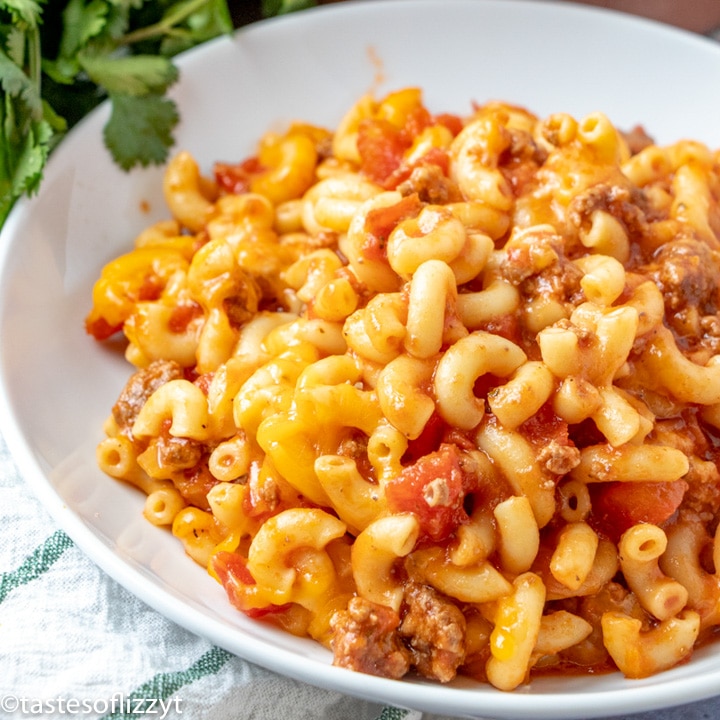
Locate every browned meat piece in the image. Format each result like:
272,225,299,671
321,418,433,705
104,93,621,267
622,125,655,155
397,165,463,204
502,226,563,284
501,227,585,310
112,359,183,432
330,596,410,678
683,457,720,518
567,182,650,239
399,583,466,683
648,239,720,312
499,127,549,195
642,239,720,350
172,463,218,510
156,434,204,471
537,440,581,475
651,416,720,518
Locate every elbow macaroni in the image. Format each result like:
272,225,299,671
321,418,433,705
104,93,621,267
88,87,720,690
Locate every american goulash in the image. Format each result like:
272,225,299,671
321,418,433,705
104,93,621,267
87,87,720,690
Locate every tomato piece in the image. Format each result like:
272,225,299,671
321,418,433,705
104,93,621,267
137,274,164,302
416,146,451,176
212,551,291,619
362,193,422,261
214,550,255,585
589,479,689,543
168,302,203,333
434,112,464,137
519,402,571,448
85,316,123,340
402,412,447,465
183,366,200,383
478,313,521,345
382,147,452,191
357,107,456,190
214,157,265,195
174,462,218,510
357,118,410,186
386,443,471,542
403,105,433,137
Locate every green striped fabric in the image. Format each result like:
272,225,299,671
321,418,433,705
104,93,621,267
100,647,232,720
0,529,73,603
0,524,423,720
0,429,429,719
375,707,419,720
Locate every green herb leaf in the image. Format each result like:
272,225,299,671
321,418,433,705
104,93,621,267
0,113,53,226
262,0,316,17
0,0,43,27
0,0,316,230
0,44,42,119
103,91,179,170
5,23,27,66
0,0,60,226
79,53,178,95
57,0,110,60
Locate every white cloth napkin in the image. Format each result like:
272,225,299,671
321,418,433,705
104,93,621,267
4,431,720,720
0,430,421,720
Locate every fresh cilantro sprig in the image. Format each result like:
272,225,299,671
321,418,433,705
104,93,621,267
0,0,319,228
0,0,232,226
0,0,65,227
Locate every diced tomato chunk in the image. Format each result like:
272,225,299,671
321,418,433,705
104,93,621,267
589,479,689,543
386,443,472,542
434,112,464,136
362,193,422,261
381,147,453,191
402,412,447,465
137,274,164,302
417,146,451,176
357,105,457,190
85,316,123,340
520,402,571,448
214,157,265,195
214,550,255,585
212,551,291,619
357,118,409,186
403,105,433,137
168,302,203,333
478,313,521,345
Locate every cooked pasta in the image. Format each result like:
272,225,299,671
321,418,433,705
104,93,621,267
87,86,720,690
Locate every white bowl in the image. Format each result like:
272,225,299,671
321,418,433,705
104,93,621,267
3,1,720,717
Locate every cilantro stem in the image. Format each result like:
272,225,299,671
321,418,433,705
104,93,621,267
120,0,215,46
27,24,42,119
